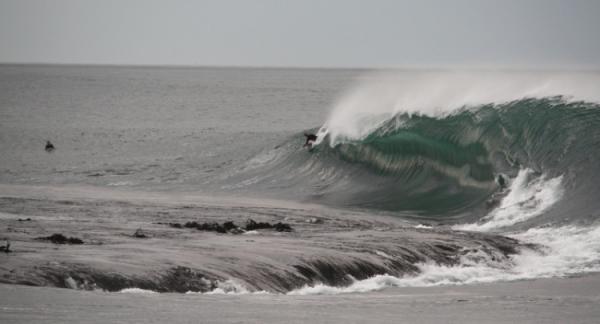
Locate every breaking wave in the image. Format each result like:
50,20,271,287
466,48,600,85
229,94,600,230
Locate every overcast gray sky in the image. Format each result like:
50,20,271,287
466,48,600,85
1,0,599,68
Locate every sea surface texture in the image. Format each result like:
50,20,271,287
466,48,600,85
1,65,600,300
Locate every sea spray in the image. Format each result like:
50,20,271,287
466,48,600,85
318,71,600,146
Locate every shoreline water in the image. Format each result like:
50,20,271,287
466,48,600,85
2,274,600,324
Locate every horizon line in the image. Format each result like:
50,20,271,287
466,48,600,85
1,61,599,73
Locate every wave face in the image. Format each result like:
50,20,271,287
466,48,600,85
225,97,600,229
328,97,600,221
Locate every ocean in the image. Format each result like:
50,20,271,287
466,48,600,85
1,65,600,323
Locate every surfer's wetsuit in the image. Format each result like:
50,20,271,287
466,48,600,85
304,133,317,147
45,140,55,152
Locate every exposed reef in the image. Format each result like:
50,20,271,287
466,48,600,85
0,194,532,294
160,219,293,234
36,234,84,245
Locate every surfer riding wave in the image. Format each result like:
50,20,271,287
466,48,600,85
303,133,317,148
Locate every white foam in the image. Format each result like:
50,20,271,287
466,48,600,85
186,279,269,295
107,181,135,186
64,276,78,289
414,224,433,229
119,288,158,294
318,71,600,146
288,224,600,295
456,169,564,231
374,250,393,259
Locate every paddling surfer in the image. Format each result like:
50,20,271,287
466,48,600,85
45,140,55,152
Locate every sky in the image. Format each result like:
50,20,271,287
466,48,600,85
1,0,599,68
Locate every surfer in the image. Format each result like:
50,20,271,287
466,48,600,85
497,174,507,189
45,140,55,152
303,133,317,148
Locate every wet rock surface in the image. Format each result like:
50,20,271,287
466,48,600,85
0,240,11,253
0,190,531,293
133,228,148,238
36,234,84,245
161,219,293,234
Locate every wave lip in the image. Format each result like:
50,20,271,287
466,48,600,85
319,71,600,146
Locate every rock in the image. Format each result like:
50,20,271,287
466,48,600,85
168,222,183,229
0,240,11,253
184,221,227,233
222,221,238,232
228,227,245,235
244,219,274,231
37,234,84,245
133,228,148,238
273,222,293,232
245,219,293,232
162,219,293,234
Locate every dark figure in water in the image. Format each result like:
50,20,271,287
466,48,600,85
497,174,507,189
0,240,10,253
303,133,317,148
45,140,55,152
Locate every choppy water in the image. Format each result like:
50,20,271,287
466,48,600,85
2,65,600,295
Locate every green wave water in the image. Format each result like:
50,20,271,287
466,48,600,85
228,97,600,227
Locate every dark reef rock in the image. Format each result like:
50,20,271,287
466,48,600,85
244,219,273,231
163,219,293,234
0,194,535,295
244,219,293,232
183,221,230,233
37,234,84,245
0,241,11,253
133,228,148,238
272,222,293,232
157,222,183,228
37,265,218,293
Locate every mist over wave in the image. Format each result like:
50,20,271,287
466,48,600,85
317,71,600,145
